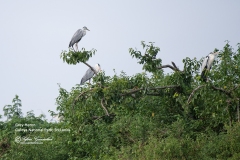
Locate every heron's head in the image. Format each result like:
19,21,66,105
83,26,90,31
214,48,219,52
212,49,220,55
95,63,101,73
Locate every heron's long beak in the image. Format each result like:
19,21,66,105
87,28,90,31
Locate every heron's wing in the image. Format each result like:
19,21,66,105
200,56,209,81
207,54,215,70
80,68,95,85
69,29,84,47
201,56,209,72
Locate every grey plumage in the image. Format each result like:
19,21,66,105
69,26,90,51
80,64,101,85
201,51,219,81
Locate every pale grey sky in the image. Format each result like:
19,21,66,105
0,1,239,120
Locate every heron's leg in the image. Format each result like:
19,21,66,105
72,46,76,52
75,43,79,52
87,79,92,85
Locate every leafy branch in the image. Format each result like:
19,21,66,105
187,83,239,104
60,48,96,64
187,85,206,104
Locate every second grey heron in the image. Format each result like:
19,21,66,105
201,51,219,81
69,26,90,51
80,64,101,85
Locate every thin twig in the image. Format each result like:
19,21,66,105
101,98,109,116
187,85,206,104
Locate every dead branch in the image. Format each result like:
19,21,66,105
157,61,182,72
101,98,109,116
187,85,206,104
157,65,178,71
171,61,180,71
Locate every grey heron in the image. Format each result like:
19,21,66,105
201,51,219,81
69,26,90,51
80,64,101,85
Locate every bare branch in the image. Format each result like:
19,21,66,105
149,85,180,90
211,86,232,98
121,88,144,96
157,61,182,72
101,98,109,116
187,85,206,104
157,65,178,71
188,83,238,104
171,61,180,71
121,85,180,96
82,62,97,75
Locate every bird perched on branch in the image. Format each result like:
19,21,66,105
69,26,90,51
201,50,219,82
80,64,101,85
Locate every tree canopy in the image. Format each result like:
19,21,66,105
1,41,240,159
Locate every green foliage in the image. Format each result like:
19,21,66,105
1,96,70,159
129,41,162,73
60,48,97,64
2,42,240,159
3,95,23,120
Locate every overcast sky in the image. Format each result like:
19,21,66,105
1,1,239,121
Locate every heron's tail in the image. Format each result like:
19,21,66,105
201,70,207,82
69,41,72,48
80,78,85,85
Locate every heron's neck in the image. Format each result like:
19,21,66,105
83,30,86,36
